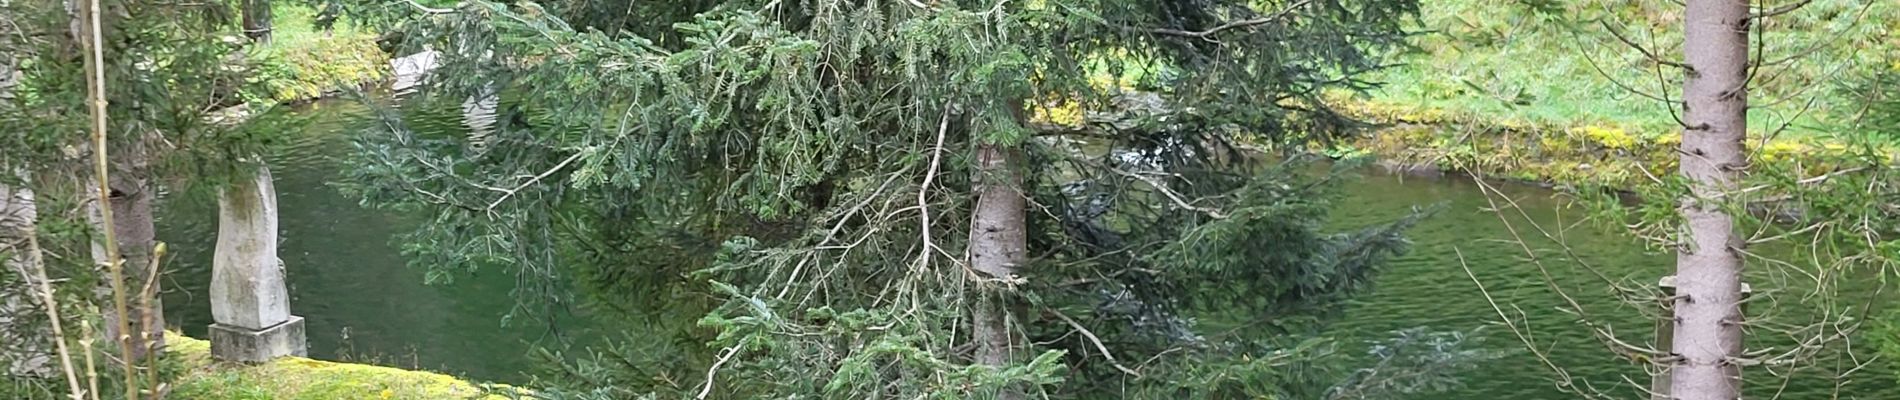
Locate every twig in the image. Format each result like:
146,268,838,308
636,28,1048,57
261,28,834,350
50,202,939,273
80,318,99,400
403,0,454,14
1598,20,1689,70
1137,0,1312,40
484,150,585,212
917,106,950,272
1454,247,1589,395
1571,34,1680,107
1730,166,1868,197
138,243,165,400
899,0,934,11
13,231,85,400
1750,0,1813,19
1108,167,1226,218
696,344,742,399
1049,309,1141,377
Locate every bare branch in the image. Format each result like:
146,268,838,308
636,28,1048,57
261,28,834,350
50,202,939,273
1129,0,1311,40
1598,20,1689,70
696,344,742,399
1109,167,1227,219
403,0,454,14
483,150,586,212
1750,0,1813,19
916,106,951,272
1049,308,1142,377
1572,35,1682,113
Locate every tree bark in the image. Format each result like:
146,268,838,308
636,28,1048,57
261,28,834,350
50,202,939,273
969,142,1025,392
242,0,272,44
88,143,163,362
1,178,54,377
69,0,162,363
1670,0,1750,397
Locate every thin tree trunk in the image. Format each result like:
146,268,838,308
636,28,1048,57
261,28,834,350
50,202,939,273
242,0,272,44
1670,0,1750,397
969,141,1025,397
112,170,162,355
2,178,55,378
87,146,163,363
75,0,163,364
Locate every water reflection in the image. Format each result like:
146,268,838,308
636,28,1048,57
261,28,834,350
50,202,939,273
152,100,1898,396
157,100,599,382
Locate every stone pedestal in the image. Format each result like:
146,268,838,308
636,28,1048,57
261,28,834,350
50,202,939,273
209,315,306,363
209,166,305,363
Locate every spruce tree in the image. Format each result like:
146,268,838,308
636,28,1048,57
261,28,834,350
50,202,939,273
343,0,1430,397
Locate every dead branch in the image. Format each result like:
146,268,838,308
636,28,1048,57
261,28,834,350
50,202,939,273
1049,308,1141,377
1750,0,1814,20
1598,20,1689,70
1126,0,1311,40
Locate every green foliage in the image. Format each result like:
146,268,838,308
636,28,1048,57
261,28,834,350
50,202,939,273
1880,312,1900,385
243,5,390,103
332,0,1451,397
0,1,330,397
1365,0,1898,136
0,377,61,400
0,0,307,185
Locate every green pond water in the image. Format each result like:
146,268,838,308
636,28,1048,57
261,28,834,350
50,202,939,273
157,101,1897,398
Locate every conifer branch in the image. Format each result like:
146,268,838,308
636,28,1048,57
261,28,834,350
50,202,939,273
484,150,585,212
1137,0,1311,40
1049,309,1141,377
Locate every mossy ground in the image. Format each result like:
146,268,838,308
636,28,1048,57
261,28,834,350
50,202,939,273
1324,0,1898,186
1333,96,1883,187
247,5,390,103
168,334,514,400
1361,0,1897,137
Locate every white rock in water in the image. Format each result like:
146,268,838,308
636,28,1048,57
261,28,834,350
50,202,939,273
390,50,440,94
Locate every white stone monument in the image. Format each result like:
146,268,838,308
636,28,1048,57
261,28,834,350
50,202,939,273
208,166,305,362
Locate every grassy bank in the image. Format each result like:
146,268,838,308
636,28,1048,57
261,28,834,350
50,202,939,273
1360,0,1897,137
168,334,516,400
1333,97,1881,188
246,5,389,103
1328,0,1898,187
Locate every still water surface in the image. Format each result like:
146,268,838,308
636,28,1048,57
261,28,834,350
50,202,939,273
156,101,1895,397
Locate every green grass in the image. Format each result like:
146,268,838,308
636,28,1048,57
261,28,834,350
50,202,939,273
167,334,517,400
1355,0,1899,138
245,4,390,103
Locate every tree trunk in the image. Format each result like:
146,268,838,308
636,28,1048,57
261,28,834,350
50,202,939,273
115,168,162,361
969,141,1025,396
69,0,163,363
242,0,272,44
1,178,54,377
89,146,163,362
1670,0,1750,397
